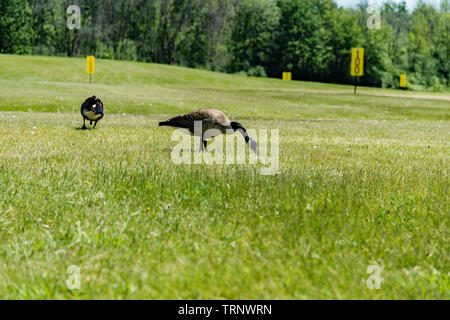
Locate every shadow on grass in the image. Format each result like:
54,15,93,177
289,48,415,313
75,127,95,131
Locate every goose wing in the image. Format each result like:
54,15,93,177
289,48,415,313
187,109,231,126
161,109,231,128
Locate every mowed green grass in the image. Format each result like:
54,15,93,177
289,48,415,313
0,54,449,299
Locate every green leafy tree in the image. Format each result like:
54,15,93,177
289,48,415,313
228,0,280,76
322,3,361,83
0,0,32,54
382,1,410,68
274,0,332,80
0,0,446,89
407,2,440,87
436,0,450,85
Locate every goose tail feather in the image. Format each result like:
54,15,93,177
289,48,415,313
158,121,171,127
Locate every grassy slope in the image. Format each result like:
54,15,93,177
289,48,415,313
0,54,448,299
1,54,449,120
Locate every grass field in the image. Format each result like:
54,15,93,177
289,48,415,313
0,54,448,299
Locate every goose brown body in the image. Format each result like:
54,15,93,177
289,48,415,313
159,108,257,152
160,108,231,137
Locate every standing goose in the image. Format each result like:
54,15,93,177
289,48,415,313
80,96,104,130
159,108,257,153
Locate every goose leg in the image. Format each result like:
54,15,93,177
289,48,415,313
81,118,87,130
90,121,93,126
203,140,208,152
198,136,204,152
93,121,98,129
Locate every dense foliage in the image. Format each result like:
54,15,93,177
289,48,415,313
0,0,448,89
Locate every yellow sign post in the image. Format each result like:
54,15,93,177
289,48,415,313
86,56,95,83
400,74,406,88
350,48,364,94
282,72,292,81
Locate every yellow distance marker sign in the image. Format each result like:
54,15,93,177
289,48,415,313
351,48,364,76
282,72,292,81
400,74,406,87
86,56,95,74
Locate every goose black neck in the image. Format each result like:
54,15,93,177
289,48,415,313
231,122,246,132
231,122,250,143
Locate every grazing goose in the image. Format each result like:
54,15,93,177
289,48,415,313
80,96,104,129
159,108,257,153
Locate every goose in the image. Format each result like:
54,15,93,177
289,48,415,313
159,108,257,153
80,96,104,129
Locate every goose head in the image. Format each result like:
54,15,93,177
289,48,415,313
231,121,257,153
85,96,104,116
91,103,104,116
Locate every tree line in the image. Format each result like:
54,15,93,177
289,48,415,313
0,0,449,90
